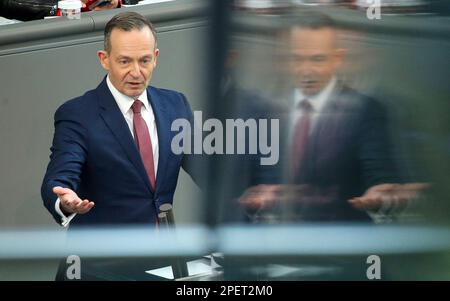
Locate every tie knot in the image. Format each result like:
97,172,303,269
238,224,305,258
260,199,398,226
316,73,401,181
132,99,143,114
298,99,312,112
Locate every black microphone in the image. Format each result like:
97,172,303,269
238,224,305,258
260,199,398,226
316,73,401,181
158,203,189,279
158,203,176,226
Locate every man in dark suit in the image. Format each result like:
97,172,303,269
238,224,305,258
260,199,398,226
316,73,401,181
239,13,428,222
41,12,198,228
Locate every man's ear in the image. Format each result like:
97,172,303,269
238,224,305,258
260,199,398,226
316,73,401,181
97,50,109,71
333,48,346,69
153,48,160,66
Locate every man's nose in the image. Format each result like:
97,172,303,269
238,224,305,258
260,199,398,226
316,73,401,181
296,65,313,78
299,59,315,72
129,62,141,78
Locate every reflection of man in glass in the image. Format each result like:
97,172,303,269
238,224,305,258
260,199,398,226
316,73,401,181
239,13,428,222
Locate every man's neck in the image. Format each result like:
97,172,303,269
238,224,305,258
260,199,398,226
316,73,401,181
294,77,337,112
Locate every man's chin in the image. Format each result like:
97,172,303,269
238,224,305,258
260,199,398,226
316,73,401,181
301,87,320,96
124,88,145,98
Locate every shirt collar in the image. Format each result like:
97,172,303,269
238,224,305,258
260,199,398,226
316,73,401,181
294,77,337,112
106,75,150,116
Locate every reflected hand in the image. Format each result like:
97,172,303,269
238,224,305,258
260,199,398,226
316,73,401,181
238,184,336,211
238,184,281,211
53,186,95,215
348,183,430,212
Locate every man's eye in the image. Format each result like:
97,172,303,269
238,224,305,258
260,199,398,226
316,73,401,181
141,59,151,64
119,60,128,65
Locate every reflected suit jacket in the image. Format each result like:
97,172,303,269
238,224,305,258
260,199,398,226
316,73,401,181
262,84,400,222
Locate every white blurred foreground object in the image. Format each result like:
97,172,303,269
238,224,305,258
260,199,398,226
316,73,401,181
58,0,83,19
145,257,217,280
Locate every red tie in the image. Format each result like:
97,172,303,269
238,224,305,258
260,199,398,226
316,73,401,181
132,100,156,191
290,99,312,179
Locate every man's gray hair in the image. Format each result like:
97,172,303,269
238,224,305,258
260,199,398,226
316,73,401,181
104,12,157,53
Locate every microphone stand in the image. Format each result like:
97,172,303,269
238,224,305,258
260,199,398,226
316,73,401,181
158,203,189,279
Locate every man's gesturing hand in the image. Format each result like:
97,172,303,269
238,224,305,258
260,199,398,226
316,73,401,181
348,183,430,213
53,186,94,215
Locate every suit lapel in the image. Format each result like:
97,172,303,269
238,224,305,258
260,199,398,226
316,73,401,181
147,87,169,193
96,78,153,194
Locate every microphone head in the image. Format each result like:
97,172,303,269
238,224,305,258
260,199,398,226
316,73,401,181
159,203,173,212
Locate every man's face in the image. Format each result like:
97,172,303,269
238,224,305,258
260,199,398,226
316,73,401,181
98,27,159,98
289,27,344,96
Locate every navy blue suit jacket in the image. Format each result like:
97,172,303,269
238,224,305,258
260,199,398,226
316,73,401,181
41,78,195,226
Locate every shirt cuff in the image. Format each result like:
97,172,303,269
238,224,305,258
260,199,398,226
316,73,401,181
55,198,76,227
367,198,408,224
367,211,394,224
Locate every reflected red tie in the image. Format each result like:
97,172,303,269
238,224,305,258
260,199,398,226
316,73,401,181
132,100,156,191
290,99,312,179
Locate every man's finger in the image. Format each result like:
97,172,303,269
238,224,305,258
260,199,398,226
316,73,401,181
78,200,93,209
64,199,94,214
61,196,82,210
348,198,364,210
349,197,381,211
76,201,95,213
72,199,82,208
80,199,89,205
351,195,370,203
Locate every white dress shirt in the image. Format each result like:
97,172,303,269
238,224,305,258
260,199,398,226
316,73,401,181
56,76,159,227
288,77,337,142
